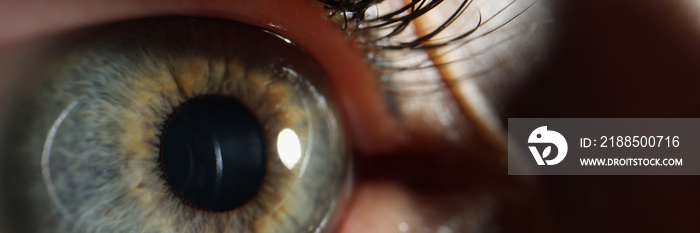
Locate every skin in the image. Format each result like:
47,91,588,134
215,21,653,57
1,0,700,232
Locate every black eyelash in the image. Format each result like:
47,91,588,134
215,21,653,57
319,0,545,96
319,0,527,49
318,0,376,32
321,0,450,44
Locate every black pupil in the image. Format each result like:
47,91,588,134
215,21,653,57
160,96,266,212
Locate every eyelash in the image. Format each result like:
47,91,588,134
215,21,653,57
321,0,535,48
318,0,544,96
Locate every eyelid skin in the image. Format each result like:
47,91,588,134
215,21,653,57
0,0,405,154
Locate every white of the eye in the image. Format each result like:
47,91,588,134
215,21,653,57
277,128,302,169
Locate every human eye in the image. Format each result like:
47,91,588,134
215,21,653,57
0,0,546,232
4,0,700,233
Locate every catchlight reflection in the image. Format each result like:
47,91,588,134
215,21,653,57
277,128,302,169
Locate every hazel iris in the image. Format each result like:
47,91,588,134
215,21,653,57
160,96,266,212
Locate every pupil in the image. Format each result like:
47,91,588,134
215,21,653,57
160,96,266,212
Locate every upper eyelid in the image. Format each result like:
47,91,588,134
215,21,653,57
0,0,321,44
0,0,172,44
